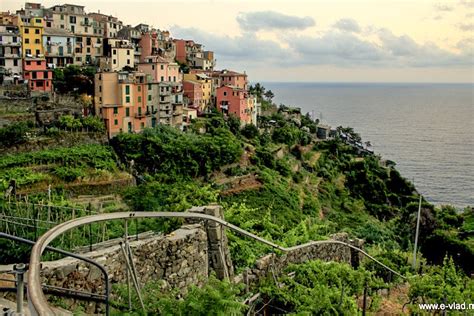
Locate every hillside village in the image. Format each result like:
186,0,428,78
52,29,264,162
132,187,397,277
0,2,473,315
1,2,260,137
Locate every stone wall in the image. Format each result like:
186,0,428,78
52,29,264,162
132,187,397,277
234,233,364,288
40,224,208,314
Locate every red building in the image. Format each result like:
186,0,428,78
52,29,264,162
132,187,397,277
216,85,250,123
23,58,53,92
183,80,203,110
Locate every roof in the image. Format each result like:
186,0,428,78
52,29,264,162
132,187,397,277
44,27,73,36
195,73,210,79
211,69,247,78
218,85,244,91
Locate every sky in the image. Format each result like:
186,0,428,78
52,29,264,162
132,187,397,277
2,0,473,82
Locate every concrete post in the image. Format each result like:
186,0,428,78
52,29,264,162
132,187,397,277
188,205,234,280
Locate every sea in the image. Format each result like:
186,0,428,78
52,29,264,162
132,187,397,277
264,82,474,209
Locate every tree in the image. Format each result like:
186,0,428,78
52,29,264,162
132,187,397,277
264,89,275,102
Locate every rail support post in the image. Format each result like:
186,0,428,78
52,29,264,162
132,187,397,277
14,263,28,315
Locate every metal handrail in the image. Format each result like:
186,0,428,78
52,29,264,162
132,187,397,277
27,211,406,315
0,232,110,315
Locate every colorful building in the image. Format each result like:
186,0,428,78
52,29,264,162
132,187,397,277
47,4,104,65
18,16,44,58
23,57,52,92
94,71,149,137
43,27,75,67
0,24,22,83
138,55,181,83
183,79,203,110
183,72,212,113
95,70,184,137
216,85,251,124
99,39,134,71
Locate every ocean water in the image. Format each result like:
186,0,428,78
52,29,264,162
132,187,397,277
264,82,474,208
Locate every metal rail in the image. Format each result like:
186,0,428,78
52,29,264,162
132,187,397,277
0,232,110,315
27,211,406,315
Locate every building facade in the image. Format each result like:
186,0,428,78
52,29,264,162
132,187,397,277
23,57,52,92
18,16,44,58
0,24,22,83
43,27,75,67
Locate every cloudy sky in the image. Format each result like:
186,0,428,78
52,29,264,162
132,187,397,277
3,0,473,82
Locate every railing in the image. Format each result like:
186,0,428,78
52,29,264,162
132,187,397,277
27,211,406,315
0,232,110,316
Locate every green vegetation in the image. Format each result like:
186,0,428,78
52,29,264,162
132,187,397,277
1,86,472,314
113,275,246,315
0,121,35,148
53,65,96,95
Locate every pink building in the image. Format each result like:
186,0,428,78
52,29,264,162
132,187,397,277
138,56,181,83
216,85,250,124
23,58,52,92
183,80,203,109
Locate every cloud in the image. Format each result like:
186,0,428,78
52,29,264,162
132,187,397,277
459,0,474,8
170,25,291,64
236,11,315,31
333,18,361,33
433,15,443,20
288,32,386,66
434,3,453,11
171,20,472,71
457,23,474,31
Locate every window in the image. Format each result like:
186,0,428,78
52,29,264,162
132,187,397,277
32,72,37,79
160,76,164,81
148,84,151,90
138,96,141,103
13,59,18,66
44,71,48,78
173,76,176,82
114,119,118,125
125,108,130,117
140,122,144,129
70,16,76,24
60,25,64,29
35,19,41,23
148,95,151,101
160,64,164,70
99,86,102,92
113,49,116,55
86,47,90,53
36,49,40,55
35,29,40,34
113,107,118,114
13,36,17,43
71,25,75,33
36,61,41,65
113,59,116,64
85,27,88,33
125,85,130,94
127,59,130,65
126,96,130,103
25,38,30,44
76,57,81,61
25,49,31,55
35,39,40,44
137,86,141,92
60,14,64,20
24,29,29,34
223,91,227,96
127,50,130,55
138,107,142,115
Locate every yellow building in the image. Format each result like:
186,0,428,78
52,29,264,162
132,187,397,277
18,16,44,57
